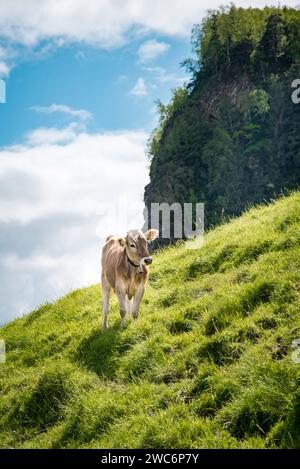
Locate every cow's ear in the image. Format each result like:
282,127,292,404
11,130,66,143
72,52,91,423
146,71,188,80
118,237,126,247
145,228,159,242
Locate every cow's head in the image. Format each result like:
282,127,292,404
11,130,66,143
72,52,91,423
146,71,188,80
119,229,158,266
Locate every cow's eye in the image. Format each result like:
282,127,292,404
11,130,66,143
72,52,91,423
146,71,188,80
130,244,136,248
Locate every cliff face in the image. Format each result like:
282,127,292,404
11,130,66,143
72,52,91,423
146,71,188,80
144,6,300,245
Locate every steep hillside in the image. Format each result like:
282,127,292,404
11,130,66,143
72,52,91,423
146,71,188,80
144,6,300,240
1,192,300,448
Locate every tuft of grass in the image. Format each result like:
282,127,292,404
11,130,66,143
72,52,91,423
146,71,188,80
1,191,300,448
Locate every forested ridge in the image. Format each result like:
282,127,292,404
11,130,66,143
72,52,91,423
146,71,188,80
144,5,300,241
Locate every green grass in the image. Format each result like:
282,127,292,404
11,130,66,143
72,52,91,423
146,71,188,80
1,192,300,448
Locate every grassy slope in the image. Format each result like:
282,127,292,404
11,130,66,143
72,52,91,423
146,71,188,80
1,192,300,449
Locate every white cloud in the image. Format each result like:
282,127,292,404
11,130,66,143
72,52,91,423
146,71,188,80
25,122,84,146
31,103,92,121
0,1,297,48
130,77,148,96
0,61,9,76
138,39,170,63
0,45,12,76
143,66,188,84
0,126,149,324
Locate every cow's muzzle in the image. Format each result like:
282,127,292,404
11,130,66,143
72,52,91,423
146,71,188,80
144,257,152,265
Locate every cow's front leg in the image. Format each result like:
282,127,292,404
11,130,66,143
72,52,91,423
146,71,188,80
125,296,132,317
132,285,144,320
115,285,127,327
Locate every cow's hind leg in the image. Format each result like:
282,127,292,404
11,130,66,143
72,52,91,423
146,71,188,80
101,277,111,331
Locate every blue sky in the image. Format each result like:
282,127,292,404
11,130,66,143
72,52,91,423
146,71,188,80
0,37,190,146
0,0,298,324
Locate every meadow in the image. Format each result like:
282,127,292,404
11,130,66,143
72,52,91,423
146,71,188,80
0,192,300,448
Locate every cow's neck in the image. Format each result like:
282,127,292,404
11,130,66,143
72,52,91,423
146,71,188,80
125,250,143,276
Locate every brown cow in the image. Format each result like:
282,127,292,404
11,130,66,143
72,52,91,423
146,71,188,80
101,228,159,330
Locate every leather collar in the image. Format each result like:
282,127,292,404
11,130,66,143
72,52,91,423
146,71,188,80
126,251,139,267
